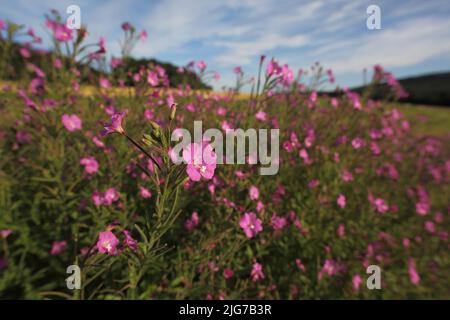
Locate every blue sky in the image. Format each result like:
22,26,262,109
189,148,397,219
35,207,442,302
2,0,450,90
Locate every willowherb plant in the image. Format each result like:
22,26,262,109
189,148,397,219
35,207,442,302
0,12,449,300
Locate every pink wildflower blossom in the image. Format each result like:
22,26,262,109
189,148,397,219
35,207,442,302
183,143,217,181
185,211,199,231
337,194,346,209
80,156,99,174
352,275,362,291
62,114,82,132
123,230,138,251
271,213,287,230
249,185,260,200
239,212,263,238
223,268,234,279
251,262,265,282
97,231,119,255
103,188,120,205
101,112,126,136
139,186,152,199
408,258,420,285
50,240,67,255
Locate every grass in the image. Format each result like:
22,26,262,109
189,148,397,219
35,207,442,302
392,103,450,136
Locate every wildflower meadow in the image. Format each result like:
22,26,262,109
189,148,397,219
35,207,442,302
0,7,449,301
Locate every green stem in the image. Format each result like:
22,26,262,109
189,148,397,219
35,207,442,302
125,134,161,171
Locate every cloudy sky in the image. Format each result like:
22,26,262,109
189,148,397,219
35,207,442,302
2,0,450,89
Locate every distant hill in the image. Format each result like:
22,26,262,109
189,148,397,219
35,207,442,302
113,57,211,90
0,42,211,90
352,72,450,106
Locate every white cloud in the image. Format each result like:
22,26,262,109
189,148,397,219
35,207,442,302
322,17,450,73
213,33,309,65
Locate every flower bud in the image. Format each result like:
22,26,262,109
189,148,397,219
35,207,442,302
169,103,177,121
142,133,154,146
149,120,161,138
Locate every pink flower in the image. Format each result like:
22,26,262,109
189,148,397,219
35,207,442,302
147,71,159,86
54,24,72,42
166,94,175,108
80,156,99,174
111,57,123,69
337,224,345,237
342,170,353,182
374,198,389,213
309,91,317,103
0,20,7,30
403,238,410,248
351,138,364,149
197,60,207,72
416,202,429,216
233,66,242,74
424,220,435,234
123,230,138,251
295,259,306,272
0,229,12,239
20,47,31,58
185,211,199,231
308,179,320,189
99,78,111,89
208,261,219,272
299,148,311,164
223,268,234,279
282,64,294,85
331,97,339,108
53,58,62,69
103,188,120,205
255,110,267,121
266,60,281,75
408,258,420,285
327,69,335,83
251,262,265,282
249,185,259,200
352,275,362,291
318,259,341,280
239,212,263,238
121,22,133,31
256,201,265,212
97,231,119,255
92,136,105,148
283,141,294,152
92,191,103,206
186,103,196,113
139,186,152,199
183,143,217,181
62,114,82,132
139,30,147,41
50,240,67,255
337,194,346,209
101,112,126,136
371,142,381,155
271,213,287,230
14,131,27,145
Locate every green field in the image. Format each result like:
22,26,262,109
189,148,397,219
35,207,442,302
392,103,450,136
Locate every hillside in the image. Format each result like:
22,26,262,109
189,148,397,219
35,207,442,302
352,72,450,106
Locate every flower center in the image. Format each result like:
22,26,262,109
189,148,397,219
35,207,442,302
103,240,112,251
195,163,207,173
